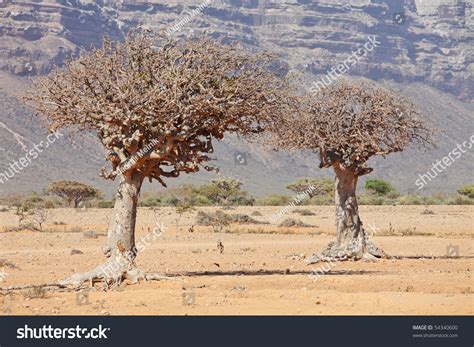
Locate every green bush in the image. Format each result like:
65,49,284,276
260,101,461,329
364,179,395,196
457,185,474,199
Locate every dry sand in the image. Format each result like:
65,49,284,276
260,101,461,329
0,205,472,315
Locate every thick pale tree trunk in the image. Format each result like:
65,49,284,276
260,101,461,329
307,164,388,264
60,172,148,288
103,171,144,259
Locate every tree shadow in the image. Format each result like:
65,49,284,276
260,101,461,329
163,269,383,277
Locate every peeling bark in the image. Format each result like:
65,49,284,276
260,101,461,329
306,164,388,264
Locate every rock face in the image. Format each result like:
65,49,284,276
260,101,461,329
0,0,472,196
0,0,472,100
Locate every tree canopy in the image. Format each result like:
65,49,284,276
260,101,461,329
28,33,299,186
270,80,433,176
286,178,333,197
48,180,100,208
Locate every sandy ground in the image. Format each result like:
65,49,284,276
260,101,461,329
0,205,472,315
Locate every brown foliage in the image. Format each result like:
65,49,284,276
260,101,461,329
27,33,299,185
270,79,434,175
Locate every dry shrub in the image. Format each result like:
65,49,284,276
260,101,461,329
83,230,99,239
24,287,47,299
279,218,312,228
0,259,18,269
293,209,315,216
196,210,268,226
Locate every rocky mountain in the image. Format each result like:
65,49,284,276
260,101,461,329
0,0,472,197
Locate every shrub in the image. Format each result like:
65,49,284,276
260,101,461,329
196,210,267,226
364,179,395,196
293,209,315,216
97,200,114,208
306,195,333,205
83,230,99,239
457,185,474,199
139,196,161,207
279,218,311,228
255,195,290,206
397,194,438,205
447,195,474,205
358,195,393,205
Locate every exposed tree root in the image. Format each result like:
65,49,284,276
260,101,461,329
0,256,179,293
306,232,389,264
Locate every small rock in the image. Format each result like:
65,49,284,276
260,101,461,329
70,249,83,255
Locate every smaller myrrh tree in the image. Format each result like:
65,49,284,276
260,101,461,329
48,180,100,208
287,178,333,198
270,80,433,263
197,178,252,206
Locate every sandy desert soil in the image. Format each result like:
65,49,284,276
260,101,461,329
0,205,472,315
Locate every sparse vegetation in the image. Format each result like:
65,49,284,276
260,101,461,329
24,287,47,299
174,202,195,232
48,181,100,208
255,195,290,206
293,209,316,216
68,226,83,233
0,259,18,269
83,230,100,239
365,179,395,196
279,218,313,228
196,210,269,233
287,178,333,198
457,184,474,199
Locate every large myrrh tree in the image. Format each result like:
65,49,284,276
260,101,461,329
27,33,299,287
269,80,433,263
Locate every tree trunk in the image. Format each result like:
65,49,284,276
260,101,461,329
103,171,144,259
60,171,147,288
307,164,388,264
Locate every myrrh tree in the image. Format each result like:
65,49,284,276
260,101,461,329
27,33,299,287
48,180,100,208
269,80,433,263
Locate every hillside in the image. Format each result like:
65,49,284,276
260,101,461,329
0,0,472,196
